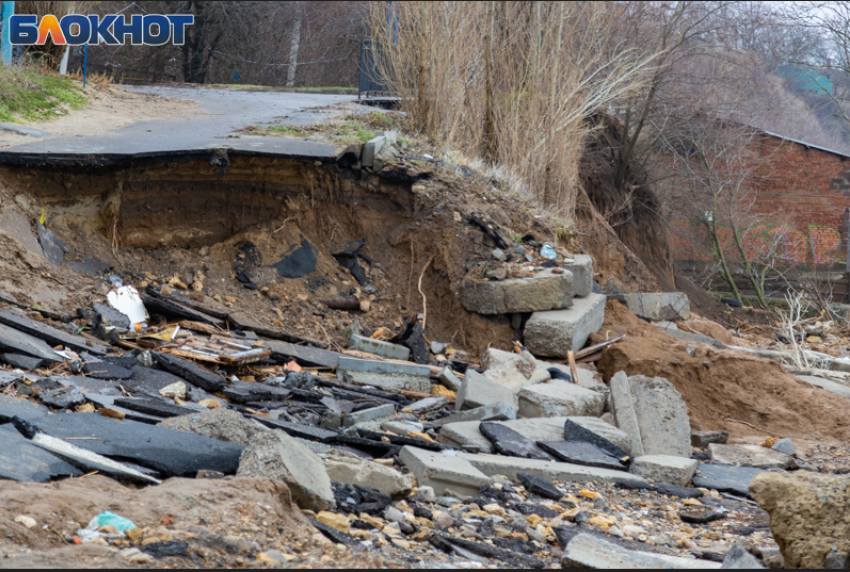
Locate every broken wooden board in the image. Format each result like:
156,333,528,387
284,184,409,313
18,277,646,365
0,308,110,355
159,334,271,365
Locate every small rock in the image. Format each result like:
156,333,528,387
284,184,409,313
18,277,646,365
492,249,507,262
526,526,547,544
416,486,436,503
14,516,36,529
721,543,766,569
607,525,624,539
431,341,447,355
385,506,405,524
433,511,454,529
159,381,186,400
770,438,796,456
316,511,350,533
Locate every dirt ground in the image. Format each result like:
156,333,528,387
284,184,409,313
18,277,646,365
0,86,199,149
593,300,850,450
0,476,402,569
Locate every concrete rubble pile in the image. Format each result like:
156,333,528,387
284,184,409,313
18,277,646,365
0,232,822,569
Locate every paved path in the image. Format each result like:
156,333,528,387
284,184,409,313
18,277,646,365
0,87,357,167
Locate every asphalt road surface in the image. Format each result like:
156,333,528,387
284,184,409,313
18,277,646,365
0,86,358,166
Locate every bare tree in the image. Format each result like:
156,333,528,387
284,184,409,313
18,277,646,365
661,116,785,308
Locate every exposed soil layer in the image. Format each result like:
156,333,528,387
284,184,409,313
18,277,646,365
593,300,850,445
0,153,568,356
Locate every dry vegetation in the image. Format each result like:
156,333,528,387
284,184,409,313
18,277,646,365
366,2,656,223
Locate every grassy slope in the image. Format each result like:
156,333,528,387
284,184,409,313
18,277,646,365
0,67,88,123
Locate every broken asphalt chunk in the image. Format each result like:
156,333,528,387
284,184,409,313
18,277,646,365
614,480,704,499
516,472,563,500
436,535,546,569
537,440,627,471
0,322,62,363
273,238,318,279
223,380,292,404
692,464,765,499
40,386,86,410
37,222,68,266
0,396,244,477
32,433,161,484
563,418,630,459
479,422,552,460
152,352,226,393
0,308,110,355
83,360,133,380
0,424,83,482
251,416,339,443
1,353,48,370
113,397,198,419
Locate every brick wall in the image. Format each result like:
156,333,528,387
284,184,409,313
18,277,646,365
669,135,850,268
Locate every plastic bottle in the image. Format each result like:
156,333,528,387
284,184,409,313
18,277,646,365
540,244,557,260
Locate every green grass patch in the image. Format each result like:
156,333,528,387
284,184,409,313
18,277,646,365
0,67,87,123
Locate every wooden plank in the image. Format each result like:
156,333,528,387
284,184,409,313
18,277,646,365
575,334,626,360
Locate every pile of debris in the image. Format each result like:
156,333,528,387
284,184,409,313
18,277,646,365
0,231,818,570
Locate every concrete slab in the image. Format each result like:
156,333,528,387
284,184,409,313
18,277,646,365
630,455,699,487
796,375,850,400
609,372,644,457
399,446,492,497
432,402,516,428
456,451,647,486
437,416,627,453
524,293,606,358
517,380,605,418
456,370,518,410
343,404,396,427
481,349,550,390
0,308,110,355
361,135,386,168
656,322,726,349
562,533,720,569
562,255,594,298
348,334,411,361
338,357,430,392
624,292,690,321
707,444,795,470
460,269,574,315
437,367,463,392
343,371,430,393
629,375,691,458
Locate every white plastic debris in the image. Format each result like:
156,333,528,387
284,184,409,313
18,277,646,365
540,244,557,260
107,285,148,327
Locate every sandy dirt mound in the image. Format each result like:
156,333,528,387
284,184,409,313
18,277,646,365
0,476,380,569
593,300,850,444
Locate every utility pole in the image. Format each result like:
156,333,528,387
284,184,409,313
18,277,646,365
0,1,14,65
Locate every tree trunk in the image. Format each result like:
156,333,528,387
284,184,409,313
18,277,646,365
417,6,430,134
483,1,497,162
286,10,303,87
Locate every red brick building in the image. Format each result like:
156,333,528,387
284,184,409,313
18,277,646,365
669,131,850,269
